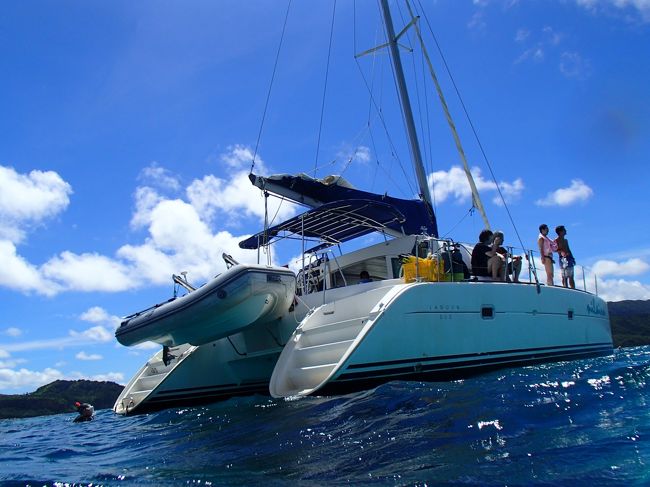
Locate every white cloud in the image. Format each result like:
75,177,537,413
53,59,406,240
515,47,545,64
542,26,563,46
0,366,124,392
3,327,22,337
119,199,251,285
575,257,650,300
576,0,650,22
0,240,60,296
66,371,124,384
0,165,73,244
592,258,650,278
76,351,103,361
70,325,113,343
468,11,487,31
592,278,650,302
130,186,164,229
535,179,593,206
428,165,523,206
134,341,161,351
515,28,530,42
220,144,260,170
85,372,124,383
0,349,9,359
560,51,592,79
493,178,525,206
80,306,122,330
0,357,27,368
1,325,113,354
336,145,372,165
138,162,180,191
80,306,112,323
41,251,134,293
186,171,296,227
0,146,294,297
0,367,64,391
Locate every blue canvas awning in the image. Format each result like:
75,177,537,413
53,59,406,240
249,172,438,237
238,199,406,250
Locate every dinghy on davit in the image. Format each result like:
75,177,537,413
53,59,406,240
115,263,296,347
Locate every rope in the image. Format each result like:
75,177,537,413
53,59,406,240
354,23,415,197
313,0,338,177
250,0,293,174
417,1,526,251
440,207,475,239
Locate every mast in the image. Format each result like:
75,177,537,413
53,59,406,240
379,0,434,219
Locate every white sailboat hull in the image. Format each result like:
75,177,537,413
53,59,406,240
270,281,612,398
115,279,611,413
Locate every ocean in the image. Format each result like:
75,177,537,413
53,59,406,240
1,347,649,486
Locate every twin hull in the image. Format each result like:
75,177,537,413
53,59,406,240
115,280,612,413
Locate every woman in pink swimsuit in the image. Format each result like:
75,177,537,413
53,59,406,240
538,223,558,286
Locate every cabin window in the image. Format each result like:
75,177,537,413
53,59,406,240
481,306,494,319
330,256,390,287
568,310,574,320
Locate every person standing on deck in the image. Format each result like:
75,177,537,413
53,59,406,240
538,224,558,286
555,225,576,289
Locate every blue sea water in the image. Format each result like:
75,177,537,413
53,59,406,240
1,347,649,486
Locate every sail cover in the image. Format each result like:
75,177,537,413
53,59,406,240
248,173,438,237
239,199,407,250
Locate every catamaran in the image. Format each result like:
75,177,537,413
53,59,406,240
113,1,612,415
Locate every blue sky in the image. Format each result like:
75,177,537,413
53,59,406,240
1,0,649,394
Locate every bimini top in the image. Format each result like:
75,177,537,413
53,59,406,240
248,172,438,237
239,199,406,251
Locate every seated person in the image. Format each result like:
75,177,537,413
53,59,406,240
470,229,493,277
492,231,522,282
359,270,372,283
486,231,507,280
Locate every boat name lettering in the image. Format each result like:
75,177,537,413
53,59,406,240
586,298,606,316
433,304,460,311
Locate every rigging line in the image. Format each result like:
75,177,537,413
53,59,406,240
396,0,429,176
380,0,425,200
441,207,475,239
352,5,415,197
402,4,433,204
353,55,415,197
268,195,287,227
250,0,293,174
408,0,490,231
412,2,435,194
421,33,437,212
416,1,530,248
313,0,338,177
361,16,404,196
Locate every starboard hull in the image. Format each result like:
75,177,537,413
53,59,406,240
116,280,612,414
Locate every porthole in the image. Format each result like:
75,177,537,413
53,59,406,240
481,307,494,319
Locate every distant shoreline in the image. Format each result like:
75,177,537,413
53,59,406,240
0,379,123,420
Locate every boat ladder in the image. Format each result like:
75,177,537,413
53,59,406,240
269,285,404,398
113,343,197,414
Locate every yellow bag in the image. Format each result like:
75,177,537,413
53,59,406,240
402,256,443,282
